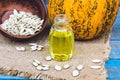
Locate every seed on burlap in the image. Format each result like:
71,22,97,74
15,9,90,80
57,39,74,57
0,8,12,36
90,66,101,69
15,46,25,51
36,66,43,70
45,56,52,61
33,59,41,65
91,59,102,63
54,65,62,71
72,70,79,77
32,62,39,67
63,64,70,69
76,65,83,71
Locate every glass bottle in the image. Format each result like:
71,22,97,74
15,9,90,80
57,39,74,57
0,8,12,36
49,14,74,61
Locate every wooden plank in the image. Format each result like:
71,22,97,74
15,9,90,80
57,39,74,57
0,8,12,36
110,9,120,41
105,8,120,80
0,75,25,79
105,60,120,80
110,28,120,41
106,59,120,66
109,41,120,59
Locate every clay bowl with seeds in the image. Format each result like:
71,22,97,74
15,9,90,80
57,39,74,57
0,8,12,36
0,0,48,41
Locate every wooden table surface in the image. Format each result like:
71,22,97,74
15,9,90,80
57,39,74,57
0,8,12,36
105,8,120,80
0,6,120,80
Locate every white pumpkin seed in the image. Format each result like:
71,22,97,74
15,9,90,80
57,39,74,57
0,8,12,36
33,59,41,65
54,65,62,71
32,62,39,67
29,43,37,46
42,64,50,68
36,65,43,70
42,66,49,71
37,45,44,51
29,43,44,51
72,70,79,77
13,9,18,15
31,45,37,51
76,65,83,71
63,64,70,69
36,65,49,71
45,56,52,61
92,59,102,63
38,45,44,48
90,66,101,69
37,47,42,51
15,46,25,51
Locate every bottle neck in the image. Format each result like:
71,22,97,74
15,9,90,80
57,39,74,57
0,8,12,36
54,14,70,29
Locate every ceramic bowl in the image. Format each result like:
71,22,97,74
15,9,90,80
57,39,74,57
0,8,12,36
0,0,48,41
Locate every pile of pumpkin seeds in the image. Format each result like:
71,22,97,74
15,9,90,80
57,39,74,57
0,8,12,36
0,9,44,36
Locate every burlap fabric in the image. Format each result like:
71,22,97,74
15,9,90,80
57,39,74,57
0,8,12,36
0,27,110,80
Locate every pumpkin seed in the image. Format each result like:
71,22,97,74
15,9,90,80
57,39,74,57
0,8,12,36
37,47,42,51
45,56,52,61
29,43,37,46
13,9,18,15
92,59,102,63
76,65,83,71
15,46,25,51
41,66,49,71
36,64,50,71
54,65,62,71
90,66,101,69
42,64,50,68
37,45,44,48
29,43,44,51
32,62,39,67
63,64,70,69
33,59,41,65
36,65,43,70
31,46,37,51
72,70,79,77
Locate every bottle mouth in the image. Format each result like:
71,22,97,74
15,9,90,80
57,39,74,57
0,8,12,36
54,14,69,23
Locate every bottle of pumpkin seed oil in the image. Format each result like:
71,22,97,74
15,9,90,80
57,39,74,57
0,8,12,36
49,14,74,61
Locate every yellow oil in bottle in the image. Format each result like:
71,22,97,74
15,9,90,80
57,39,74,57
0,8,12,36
49,14,74,61
49,29,74,61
